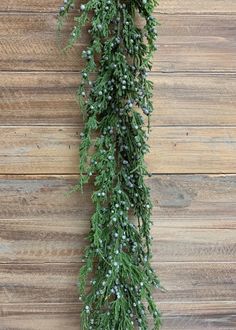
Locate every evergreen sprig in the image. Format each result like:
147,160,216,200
58,0,161,329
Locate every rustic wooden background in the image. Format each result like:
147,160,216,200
0,0,236,329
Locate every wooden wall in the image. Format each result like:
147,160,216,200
0,1,236,329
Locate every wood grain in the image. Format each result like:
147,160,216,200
0,302,235,330
0,175,235,263
157,14,236,72
158,0,236,14
1,174,236,225
1,72,236,126
160,302,236,330
0,126,235,173
0,262,235,303
0,1,235,328
0,174,235,224
0,72,81,126
0,219,235,263
0,0,236,14
147,127,236,173
0,14,235,72
0,126,80,174
155,74,236,126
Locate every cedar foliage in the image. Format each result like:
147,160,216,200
58,0,161,328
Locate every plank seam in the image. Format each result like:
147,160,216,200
1,72,236,77
1,125,236,128
1,70,236,74
1,11,236,15
0,173,235,176
0,261,235,265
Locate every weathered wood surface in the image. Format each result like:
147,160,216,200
0,14,235,72
0,126,235,173
158,0,236,14
0,175,235,263
0,262,235,303
0,174,235,223
0,302,235,330
0,1,236,328
160,302,236,330
1,0,236,14
147,127,236,173
1,72,236,126
0,219,235,264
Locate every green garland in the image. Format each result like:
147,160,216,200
58,0,161,329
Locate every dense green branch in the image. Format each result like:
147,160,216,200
58,0,161,329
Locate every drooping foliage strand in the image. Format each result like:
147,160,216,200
58,0,161,329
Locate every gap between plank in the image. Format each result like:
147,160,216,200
1,71,236,76
0,173,236,176
0,11,236,15
1,70,236,74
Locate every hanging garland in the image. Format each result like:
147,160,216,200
58,0,161,329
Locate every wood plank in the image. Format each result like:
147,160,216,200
160,302,236,330
0,126,236,174
0,174,235,263
1,73,236,126
157,14,236,72
0,14,235,72
154,74,236,126
0,302,235,330
158,0,236,14
0,262,235,303
158,262,236,302
155,228,236,262
0,72,81,125
0,174,235,224
147,127,236,173
0,219,235,263
0,1,62,12
0,0,235,14
0,126,80,174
